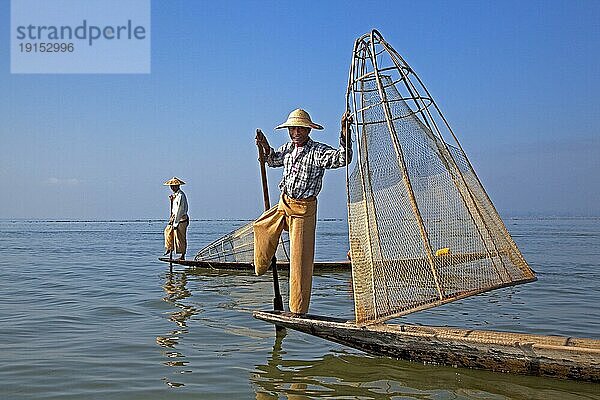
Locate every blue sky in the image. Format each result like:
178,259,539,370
1,0,599,219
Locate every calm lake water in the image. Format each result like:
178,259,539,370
1,218,599,399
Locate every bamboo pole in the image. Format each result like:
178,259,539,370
256,129,285,320
169,195,173,273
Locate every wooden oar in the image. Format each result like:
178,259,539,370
256,129,285,319
169,195,174,272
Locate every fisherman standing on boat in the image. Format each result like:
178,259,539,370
254,109,353,314
163,177,189,261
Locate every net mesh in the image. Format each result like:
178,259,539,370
195,221,290,264
347,31,535,324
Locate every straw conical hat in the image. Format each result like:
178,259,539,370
163,177,186,186
275,109,323,130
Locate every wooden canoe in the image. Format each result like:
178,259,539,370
158,257,351,272
253,310,600,382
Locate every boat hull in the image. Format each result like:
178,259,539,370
253,310,600,382
158,258,350,272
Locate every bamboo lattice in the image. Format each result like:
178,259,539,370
346,30,536,325
195,221,290,264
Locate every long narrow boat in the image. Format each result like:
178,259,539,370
254,311,600,382
253,30,599,381
159,219,350,271
158,257,350,271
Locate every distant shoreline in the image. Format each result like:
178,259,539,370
1,216,599,223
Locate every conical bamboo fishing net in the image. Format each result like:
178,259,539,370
347,30,536,325
195,221,290,264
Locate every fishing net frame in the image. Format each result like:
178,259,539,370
195,220,290,264
346,30,536,325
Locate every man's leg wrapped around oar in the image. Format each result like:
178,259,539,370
164,224,174,252
253,194,317,314
253,205,286,276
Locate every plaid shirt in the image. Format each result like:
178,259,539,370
266,137,352,199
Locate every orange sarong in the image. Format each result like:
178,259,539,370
253,194,317,314
164,217,189,254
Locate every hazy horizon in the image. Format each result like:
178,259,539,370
3,212,600,222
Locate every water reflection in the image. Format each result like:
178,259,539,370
251,332,600,399
253,330,315,400
157,271,199,388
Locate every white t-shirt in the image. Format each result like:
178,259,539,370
171,190,188,227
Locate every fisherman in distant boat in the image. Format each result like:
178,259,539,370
163,177,189,261
254,109,353,314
